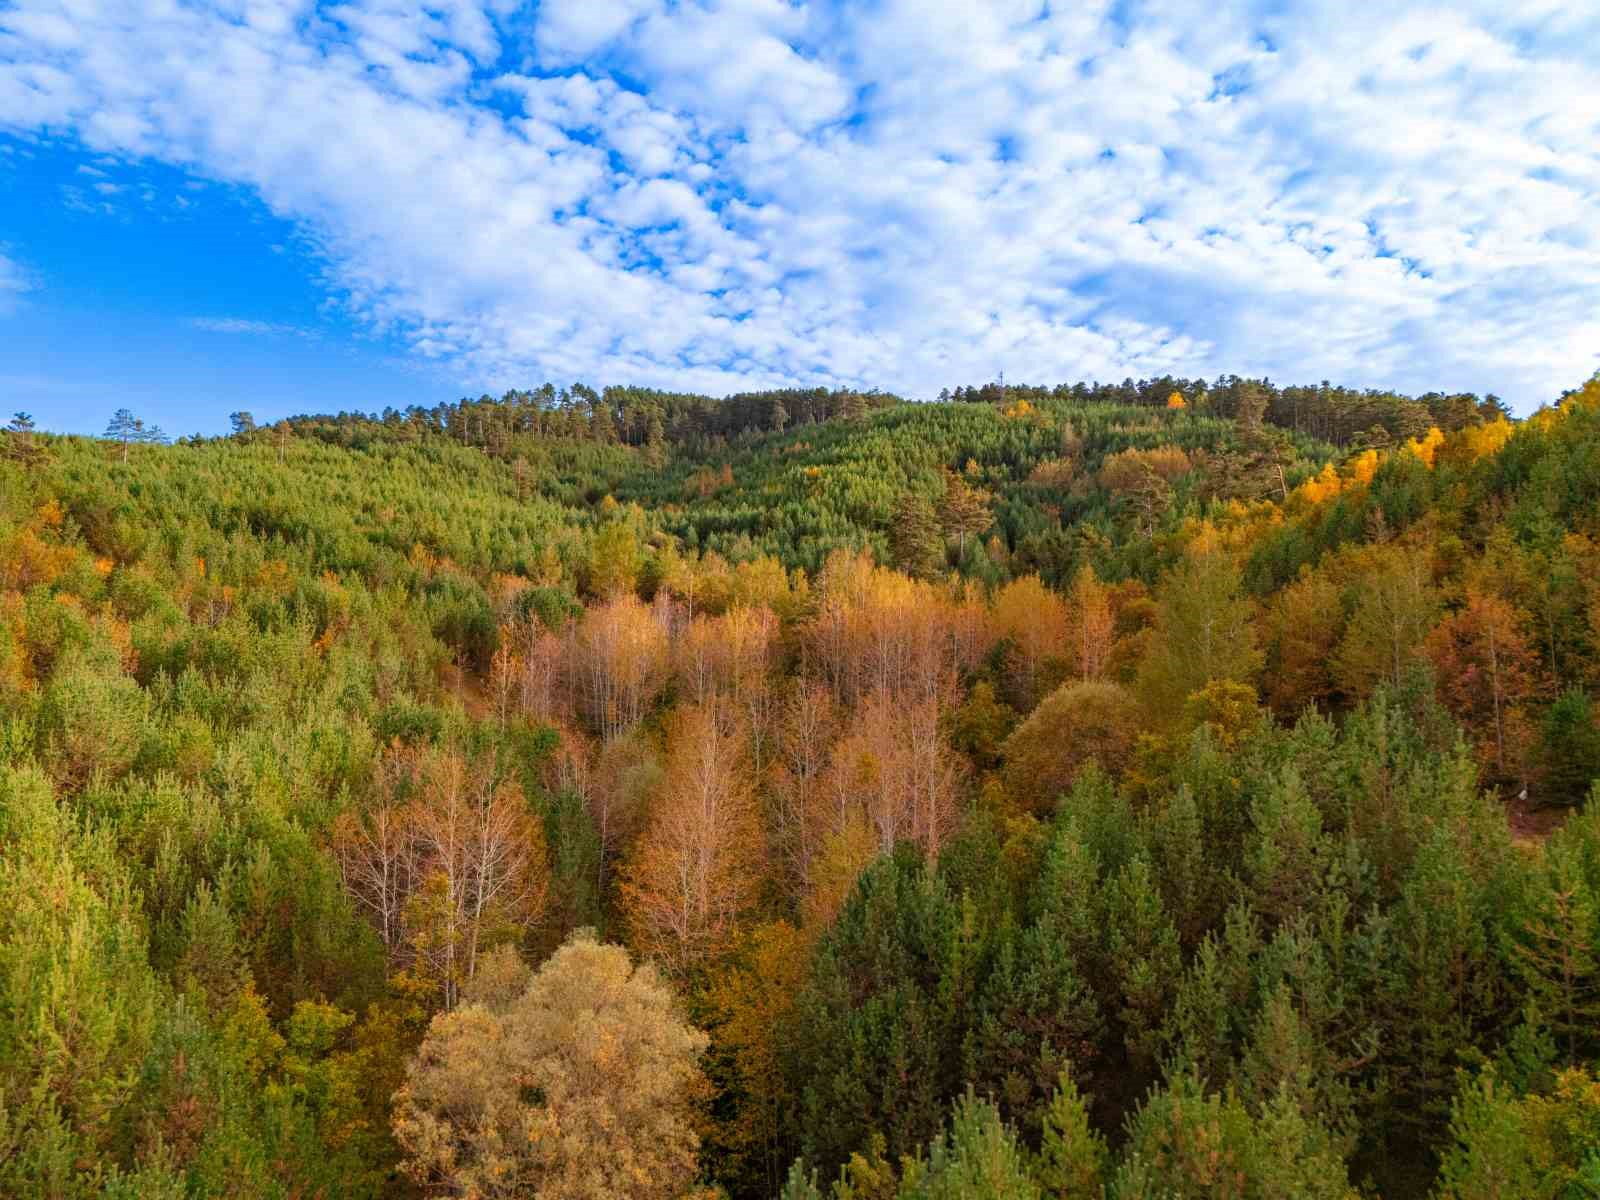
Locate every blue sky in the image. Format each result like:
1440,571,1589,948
2,137,440,435
2,1,1598,437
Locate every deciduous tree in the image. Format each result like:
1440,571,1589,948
1426,590,1541,779
992,574,1071,710
1137,547,1262,721
567,593,668,740
394,932,709,1199
1333,545,1438,699
1067,564,1116,682
1002,680,1139,813
621,704,765,975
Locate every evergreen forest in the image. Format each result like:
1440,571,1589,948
4,372,1600,1199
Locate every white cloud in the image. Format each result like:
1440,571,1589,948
533,0,657,63
1,0,1598,409
188,316,312,336
0,250,32,313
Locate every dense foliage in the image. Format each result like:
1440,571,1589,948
2,373,1598,1198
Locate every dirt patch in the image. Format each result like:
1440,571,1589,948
440,662,494,722
1506,792,1569,848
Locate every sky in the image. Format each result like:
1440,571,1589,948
2,1,1598,437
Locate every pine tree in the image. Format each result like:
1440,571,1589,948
1431,1068,1538,1200
965,926,1102,1132
892,492,944,580
896,1091,1039,1200
1100,856,1183,1095
105,407,140,461
1537,690,1600,808
3,411,42,466
938,469,991,561
787,849,971,1173
1507,839,1600,1065
1033,1069,1107,1197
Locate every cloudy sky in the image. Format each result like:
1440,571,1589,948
2,0,1598,435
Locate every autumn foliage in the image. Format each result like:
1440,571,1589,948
9,373,1600,1199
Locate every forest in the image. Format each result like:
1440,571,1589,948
2,371,1599,1199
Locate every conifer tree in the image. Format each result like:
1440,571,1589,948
892,491,945,580
896,1092,1039,1200
1033,1069,1108,1198
105,406,140,461
938,469,991,561
1506,839,1600,1064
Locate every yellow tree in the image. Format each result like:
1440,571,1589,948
1066,564,1116,681
567,593,668,741
1002,679,1140,812
702,921,810,1195
992,574,1071,710
621,705,765,976
822,689,964,859
1264,568,1344,715
768,681,840,900
938,468,992,559
674,605,779,771
335,745,549,1010
591,728,664,893
394,932,709,1200
806,552,978,705
500,612,564,722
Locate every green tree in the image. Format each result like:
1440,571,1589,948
1536,690,1600,807
4,410,43,466
1100,856,1182,1091
1505,836,1600,1064
1110,1072,1356,1200
1431,1068,1540,1200
786,849,981,1173
964,924,1102,1134
587,520,642,598
1137,549,1262,721
896,1091,1039,1200
892,491,945,580
0,766,160,1197
105,407,141,461
1332,546,1438,698
1033,1069,1107,1198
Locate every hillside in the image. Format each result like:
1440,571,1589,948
2,374,1599,1199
